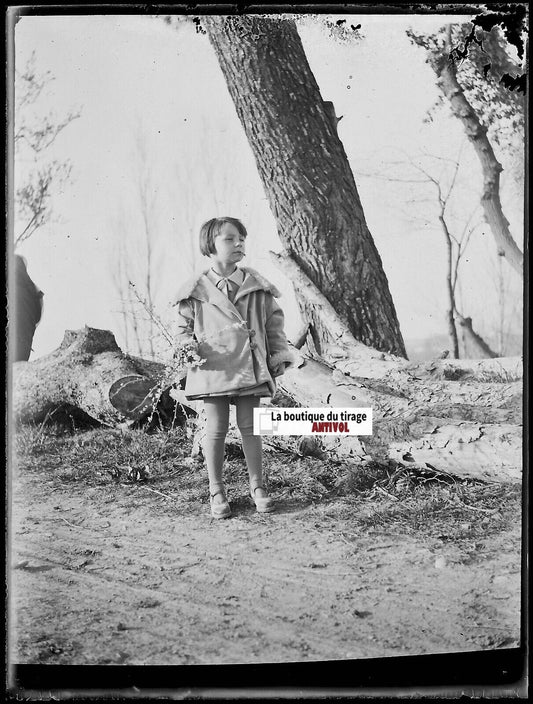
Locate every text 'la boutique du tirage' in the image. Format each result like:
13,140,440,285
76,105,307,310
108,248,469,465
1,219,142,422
253,408,373,436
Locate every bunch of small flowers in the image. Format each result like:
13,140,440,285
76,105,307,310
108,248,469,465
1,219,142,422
172,339,206,372
165,323,244,385
157,340,206,400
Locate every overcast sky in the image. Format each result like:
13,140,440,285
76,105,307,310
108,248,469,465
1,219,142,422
11,12,524,359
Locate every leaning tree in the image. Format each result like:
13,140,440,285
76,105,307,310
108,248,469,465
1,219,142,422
407,23,525,277
203,15,407,358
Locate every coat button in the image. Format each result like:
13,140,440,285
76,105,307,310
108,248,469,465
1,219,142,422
249,342,257,350
249,329,256,337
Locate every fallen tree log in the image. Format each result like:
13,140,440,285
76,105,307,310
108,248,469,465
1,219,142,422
13,327,522,483
274,353,522,482
210,349,522,483
12,327,196,427
266,248,522,482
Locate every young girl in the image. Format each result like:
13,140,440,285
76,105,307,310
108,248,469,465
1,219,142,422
173,217,294,519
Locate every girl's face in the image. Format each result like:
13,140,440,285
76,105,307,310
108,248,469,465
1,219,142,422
211,223,246,267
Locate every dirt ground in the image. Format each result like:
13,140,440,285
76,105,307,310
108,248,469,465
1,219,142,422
9,434,522,668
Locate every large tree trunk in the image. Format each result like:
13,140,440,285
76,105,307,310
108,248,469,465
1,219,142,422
204,15,406,358
415,29,523,276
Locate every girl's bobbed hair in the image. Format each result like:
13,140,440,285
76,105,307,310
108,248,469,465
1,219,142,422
199,217,248,256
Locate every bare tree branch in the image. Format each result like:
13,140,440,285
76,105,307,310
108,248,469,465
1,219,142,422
14,54,81,247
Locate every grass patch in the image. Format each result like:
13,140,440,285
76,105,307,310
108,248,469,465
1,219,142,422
473,368,523,384
13,424,191,485
12,424,522,543
315,468,522,551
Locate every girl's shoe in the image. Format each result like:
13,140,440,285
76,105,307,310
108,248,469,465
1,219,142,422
250,486,275,513
210,490,231,519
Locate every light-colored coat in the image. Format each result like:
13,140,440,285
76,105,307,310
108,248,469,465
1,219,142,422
172,267,294,399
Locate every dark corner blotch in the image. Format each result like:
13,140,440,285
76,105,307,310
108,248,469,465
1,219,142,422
473,4,528,61
449,4,528,61
500,72,527,94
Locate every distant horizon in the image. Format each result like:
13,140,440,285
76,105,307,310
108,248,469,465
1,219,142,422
22,320,523,365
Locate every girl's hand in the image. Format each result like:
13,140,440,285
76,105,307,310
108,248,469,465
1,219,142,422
270,362,288,378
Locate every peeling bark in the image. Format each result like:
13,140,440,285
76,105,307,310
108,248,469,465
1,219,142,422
276,354,521,483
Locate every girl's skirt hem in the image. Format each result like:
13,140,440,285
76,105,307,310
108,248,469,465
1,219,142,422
187,382,272,403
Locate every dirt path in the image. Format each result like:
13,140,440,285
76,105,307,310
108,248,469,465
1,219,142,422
10,463,521,666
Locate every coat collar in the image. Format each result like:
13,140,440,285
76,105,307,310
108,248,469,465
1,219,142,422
172,266,281,306
206,266,245,288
